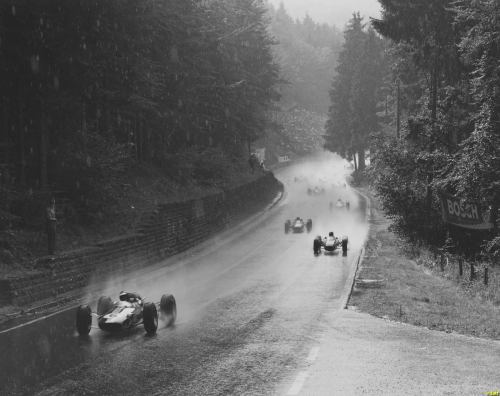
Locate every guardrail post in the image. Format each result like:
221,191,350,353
458,257,463,277
470,262,475,281
484,266,489,286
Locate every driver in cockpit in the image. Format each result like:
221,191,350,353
119,291,143,306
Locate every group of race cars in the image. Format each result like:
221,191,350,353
74,174,351,337
286,176,351,256
284,214,348,256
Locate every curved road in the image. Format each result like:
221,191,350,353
4,153,498,395
1,154,366,395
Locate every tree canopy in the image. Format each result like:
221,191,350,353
324,13,387,171
0,0,280,208
367,0,499,252
268,2,342,114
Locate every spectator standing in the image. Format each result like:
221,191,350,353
249,154,257,173
46,197,57,255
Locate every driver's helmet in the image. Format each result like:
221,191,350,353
329,231,334,237
119,291,140,302
119,291,129,301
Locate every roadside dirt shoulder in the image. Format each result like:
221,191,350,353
349,188,500,340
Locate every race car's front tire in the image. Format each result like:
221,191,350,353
284,221,290,234
97,296,113,316
76,305,92,336
160,294,177,327
143,302,158,335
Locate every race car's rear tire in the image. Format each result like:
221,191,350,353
97,296,113,316
76,305,92,336
306,219,312,232
313,238,322,255
342,237,348,253
143,302,158,334
160,294,177,327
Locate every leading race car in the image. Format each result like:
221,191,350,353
313,232,348,255
75,291,177,336
285,217,312,233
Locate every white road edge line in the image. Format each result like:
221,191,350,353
287,371,308,396
306,347,320,363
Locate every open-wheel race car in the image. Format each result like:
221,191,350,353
285,217,312,234
76,291,177,336
329,199,351,211
313,232,348,255
307,186,325,195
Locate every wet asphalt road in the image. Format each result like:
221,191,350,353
1,154,368,395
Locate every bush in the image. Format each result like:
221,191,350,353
369,137,446,244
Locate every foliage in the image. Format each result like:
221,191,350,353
369,137,446,243
0,0,281,218
268,3,342,114
367,0,499,252
324,14,388,170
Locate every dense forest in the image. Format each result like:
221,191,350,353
258,2,342,160
0,0,343,264
325,1,499,258
324,13,387,172
0,0,281,221
268,2,342,114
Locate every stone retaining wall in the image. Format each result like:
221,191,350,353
0,172,282,306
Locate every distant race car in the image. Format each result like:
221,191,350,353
75,291,177,336
330,199,350,210
285,217,312,234
307,186,325,195
313,232,348,255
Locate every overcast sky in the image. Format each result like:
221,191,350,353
268,0,381,29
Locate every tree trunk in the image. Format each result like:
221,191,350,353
2,97,8,164
40,105,48,189
358,149,365,171
81,101,87,151
396,79,401,139
491,200,498,232
18,89,26,185
134,117,139,161
430,63,438,129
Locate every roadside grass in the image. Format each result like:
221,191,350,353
349,188,500,340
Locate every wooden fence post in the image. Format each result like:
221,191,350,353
484,267,489,286
440,254,445,271
458,257,463,277
470,262,475,281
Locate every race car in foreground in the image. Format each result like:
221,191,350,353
313,232,348,255
285,217,312,233
76,291,177,336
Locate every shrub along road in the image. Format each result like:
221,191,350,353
349,188,500,340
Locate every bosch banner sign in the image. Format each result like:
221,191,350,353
440,193,493,230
